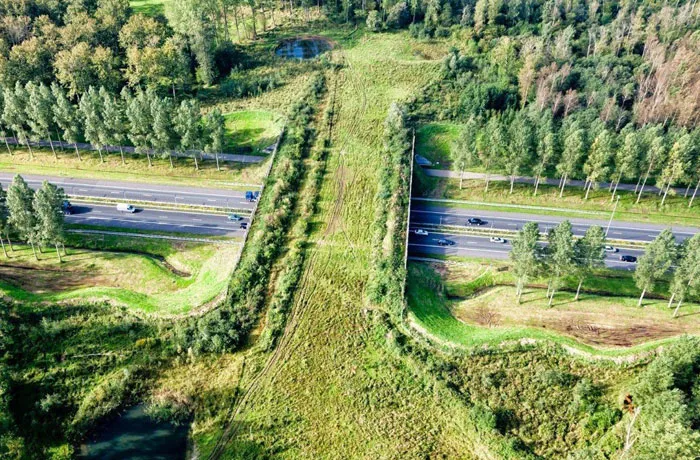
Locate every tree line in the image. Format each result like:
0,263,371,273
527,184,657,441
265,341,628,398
0,175,67,262
450,109,700,206
0,82,227,170
510,221,700,315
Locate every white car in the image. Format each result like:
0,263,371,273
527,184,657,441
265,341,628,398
490,237,506,243
605,245,619,253
116,203,136,213
414,229,429,236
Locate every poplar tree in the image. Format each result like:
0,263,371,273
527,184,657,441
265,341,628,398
583,129,614,199
0,184,9,257
0,87,12,155
33,181,66,262
51,83,83,161
6,175,38,260
174,99,202,170
636,130,665,204
25,82,57,158
557,122,585,197
125,89,154,167
533,110,557,196
659,134,692,206
100,87,128,165
510,221,541,304
635,229,676,307
505,112,533,194
204,109,226,171
150,95,175,167
3,83,33,158
79,87,106,162
451,117,478,189
611,130,641,199
545,220,576,305
670,234,700,317
573,225,606,300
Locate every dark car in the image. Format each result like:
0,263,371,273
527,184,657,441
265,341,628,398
61,200,73,215
436,238,455,246
467,218,486,225
240,222,248,229
620,255,637,263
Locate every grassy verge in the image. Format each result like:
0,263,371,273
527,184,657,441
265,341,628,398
0,236,239,315
0,147,267,189
223,110,283,155
407,260,700,356
415,172,700,227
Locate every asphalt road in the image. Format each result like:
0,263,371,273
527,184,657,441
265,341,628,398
410,203,699,243
0,172,258,210
66,203,248,236
408,231,644,270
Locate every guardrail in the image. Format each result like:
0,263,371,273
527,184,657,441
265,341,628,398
67,229,241,245
68,196,253,215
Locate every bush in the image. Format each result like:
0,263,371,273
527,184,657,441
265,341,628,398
386,2,410,28
366,11,382,32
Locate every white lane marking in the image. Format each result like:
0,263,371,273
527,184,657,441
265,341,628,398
411,209,698,234
72,215,241,231
408,243,509,255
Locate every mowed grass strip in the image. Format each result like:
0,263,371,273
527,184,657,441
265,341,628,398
407,261,700,356
0,236,239,315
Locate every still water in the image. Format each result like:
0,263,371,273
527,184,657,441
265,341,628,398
276,37,331,59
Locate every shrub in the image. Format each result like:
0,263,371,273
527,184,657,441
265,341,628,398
366,11,381,32
386,2,410,28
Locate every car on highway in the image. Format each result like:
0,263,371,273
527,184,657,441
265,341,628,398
228,213,244,221
61,200,73,215
436,238,455,246
240,222,248,229
116,203,136,213
620,255,637,263
467,218,486,225
413,229,429,236
605,245,619,253
489,237,506,243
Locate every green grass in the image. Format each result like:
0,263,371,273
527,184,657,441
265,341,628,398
415,122,463,166
0,236,240,315
130,0,169,15
407,261,700,357
223,110,283,155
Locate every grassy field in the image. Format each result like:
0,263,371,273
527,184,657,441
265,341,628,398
415,171,700,227
0,147,268,188
415,122,463,167
223,110,283,155
130,0,169,15
407,260,700,355
0,235,240,315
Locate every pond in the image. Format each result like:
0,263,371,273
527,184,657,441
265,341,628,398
78,405,190,460
275,36,332,59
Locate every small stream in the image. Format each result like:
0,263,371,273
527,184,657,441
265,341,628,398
78,405,190,459
275,37,331,59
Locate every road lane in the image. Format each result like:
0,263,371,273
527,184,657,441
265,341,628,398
0,172,258,210
407,231,644,270
410,203,699,243
66,203,247,236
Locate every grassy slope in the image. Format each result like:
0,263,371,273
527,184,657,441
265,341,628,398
0,236,239,315
130,0,169,15
407,261,700,356
214,31,498,457
223,110,283,154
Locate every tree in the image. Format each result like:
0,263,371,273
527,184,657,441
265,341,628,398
545,220,575,305
33,181,65,262
451,118,479,189
636,131,665,204
557,122,585,197
510,221,541,304
78,87,106,162
25,82,57,158
573,225,606,300
532,110,557,196
124,88,154,167
0,184,9,257
51,83,82,161
480,116,505,192
54,42,94,98
150,95,175,167
669,234,700,317
583,129,614,199
99,87,128,164
204,109,225,171
2,83,32,158
0,85,12,155
635,229,677,307
659,134,692,206
174,99,202,170
611,130,641,200
6,175,38,259
474,0,488,32
505,112,533,193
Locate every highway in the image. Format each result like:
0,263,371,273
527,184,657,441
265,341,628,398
66,203,247,236
0,172,258,210
410,203,699,243
408,203,700,270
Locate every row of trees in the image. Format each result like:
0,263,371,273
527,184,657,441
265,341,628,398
0,175,66,262
510,221,700,315
451,108,700,206
0,82,227,170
